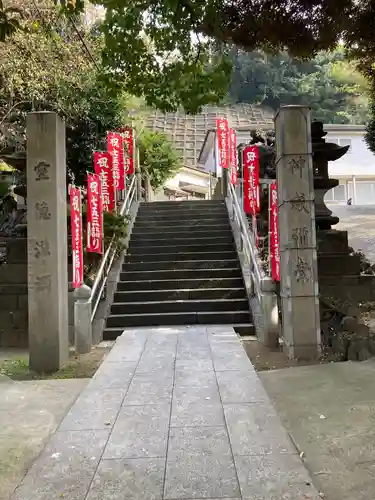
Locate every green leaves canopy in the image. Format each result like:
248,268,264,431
0,2,182,188
14,1,375,121
227,48,368,124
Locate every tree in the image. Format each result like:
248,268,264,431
0,1,128,184
49,1,375,112
5,1,375,125
138,129,182,190
0,1,185,191
227,48,369,124
0,0,22,41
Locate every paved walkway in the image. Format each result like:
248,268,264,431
331,205,375,263
11,326,320,500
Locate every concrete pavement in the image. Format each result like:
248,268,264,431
331,205,375,263
261,360,375,500
10,325,320,500
0,377,88,500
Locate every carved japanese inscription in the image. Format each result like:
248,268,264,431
288,156,306,178
34,161,51,181
34,274,52,291
35,201,51,220
34,239,51,259
294,255,311,283
292,226,308,247
290,193,310,214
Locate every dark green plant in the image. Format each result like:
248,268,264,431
0,0,23,42
138,129,182,190
68,204,128,281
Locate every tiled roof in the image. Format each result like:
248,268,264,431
145,104,274,168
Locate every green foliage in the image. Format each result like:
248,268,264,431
100,1,232,113
0,0,23,42
102,210,128,252
138,129,182,190
0,181,9,198
365,99,375,155
68,203,128,280
227,48,369,124
2,1,375,119
0,1,127,184
83,209,129,281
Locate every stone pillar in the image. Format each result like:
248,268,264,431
27,112,69,372
275,106,321,360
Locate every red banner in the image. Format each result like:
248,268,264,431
270,182,280,281
121,127,134,176
87,173,103,255
245,145,260,213
216,118,229,169
229,128,237,185
243,145,253,214
93,151,115,212
70,187,84,289
107,132,125,190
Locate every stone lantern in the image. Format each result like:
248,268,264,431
311,121,349,230
0,150,27,236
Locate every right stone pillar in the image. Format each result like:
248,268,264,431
275,106,321,360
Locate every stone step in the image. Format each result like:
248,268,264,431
318,255,360,275
129,235,233,247
130,230,232,242
140,200,225,208
111,298,248,315
113,287,247,302
120,268,241,281
234,324,257,336
316,230,349,255
126,250,238,262
122,259,239,271
133,217,229,228
131,224,231,235
102,321,254,341
320,274,375,304
117,277,244,291
136,208,227,218
106,310,252,328
127,242,234,255
135,216,228,225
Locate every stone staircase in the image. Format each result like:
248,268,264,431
104,200,253,339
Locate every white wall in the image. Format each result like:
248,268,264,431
326,133,375,177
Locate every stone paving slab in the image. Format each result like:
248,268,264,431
10,325,321,500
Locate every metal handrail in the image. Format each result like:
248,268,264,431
227,179,267,303
90,175,137,321
226,175,278,345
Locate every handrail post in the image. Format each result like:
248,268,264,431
222,167,228,198
135,146,142,201
73,284,92,354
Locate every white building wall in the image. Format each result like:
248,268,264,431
325,134,375,178
324,133,375,205
200,127,375,205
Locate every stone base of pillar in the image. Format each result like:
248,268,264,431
284,342,322,360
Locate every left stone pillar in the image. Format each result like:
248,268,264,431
27,112,69,372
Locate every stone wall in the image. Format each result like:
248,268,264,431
317,229,375,315
0,239,28,347
0,238,75,348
